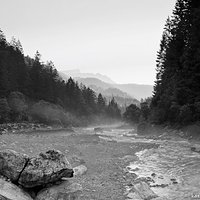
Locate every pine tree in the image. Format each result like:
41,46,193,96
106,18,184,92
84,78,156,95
107,97,121,118
97,93,106,113
0,29,7,48
123,104,140,123
151,0,194,123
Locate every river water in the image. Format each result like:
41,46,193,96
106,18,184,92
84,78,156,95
87,125,200,200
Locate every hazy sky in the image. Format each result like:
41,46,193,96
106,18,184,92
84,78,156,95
1,0,175,84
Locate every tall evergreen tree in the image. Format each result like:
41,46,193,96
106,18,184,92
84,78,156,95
151,0,200,124
107,97,121,118
97,93,106,113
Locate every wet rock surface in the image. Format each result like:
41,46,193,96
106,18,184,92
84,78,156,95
18,150,73,188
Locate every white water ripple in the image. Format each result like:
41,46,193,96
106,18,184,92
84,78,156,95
127,140,200,200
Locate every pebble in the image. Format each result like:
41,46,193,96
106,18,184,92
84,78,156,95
151,173,156,177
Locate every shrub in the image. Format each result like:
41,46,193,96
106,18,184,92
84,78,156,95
168,102,180,123
178,104,193,124
149,107,166,124
8,91,28,121
194,102,200,121
123,104,141,123
0,98,10,123
29,100,79,126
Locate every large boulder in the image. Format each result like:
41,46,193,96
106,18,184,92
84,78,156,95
18,150,73,188
36,181,82,200
0,149,29,182
0,178,33,200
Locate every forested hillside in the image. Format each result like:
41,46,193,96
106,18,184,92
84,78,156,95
0,30,121,124
123,0,200,126
150,0,200,125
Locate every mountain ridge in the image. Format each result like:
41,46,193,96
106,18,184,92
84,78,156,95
59,70,153,100
61,69,115,84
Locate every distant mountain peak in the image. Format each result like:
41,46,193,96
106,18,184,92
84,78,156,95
59,69,153,100
61,69,116,84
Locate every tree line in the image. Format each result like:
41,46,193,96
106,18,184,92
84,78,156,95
0,30,121,123
124,0,200,125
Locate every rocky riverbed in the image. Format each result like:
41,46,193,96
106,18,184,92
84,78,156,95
0,123,200,199
0,123,53,134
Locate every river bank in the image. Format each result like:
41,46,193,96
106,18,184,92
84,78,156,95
0,122,75,135
137,121,200,141
0,124,158,199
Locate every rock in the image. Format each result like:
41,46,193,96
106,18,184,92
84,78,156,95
133,182,158,199
137,122,149,134
0,178,33,200
151,184,168,188
18,150,74,188
35,181,82,200
151,173,156,177
0,149,29,182
70,156,85,166
73,165,87,176
121,155,137,162
127,192,142,200
94,127,103,133
191,146,200,153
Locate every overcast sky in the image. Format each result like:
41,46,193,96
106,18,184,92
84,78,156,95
0,0,175,84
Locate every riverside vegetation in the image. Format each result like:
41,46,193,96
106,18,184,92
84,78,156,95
0,29,121,126
1,0,200,130
124,0,200,131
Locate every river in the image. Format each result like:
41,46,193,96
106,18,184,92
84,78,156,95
83,125,200,200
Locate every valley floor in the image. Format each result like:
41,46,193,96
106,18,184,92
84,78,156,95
0,124,157,199
0,123,200,199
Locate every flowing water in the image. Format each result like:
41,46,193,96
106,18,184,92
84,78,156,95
127,140,200,199
86,125,200,200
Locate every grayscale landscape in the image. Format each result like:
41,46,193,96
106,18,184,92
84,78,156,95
0,0,200,199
